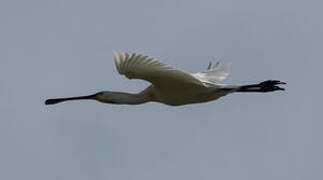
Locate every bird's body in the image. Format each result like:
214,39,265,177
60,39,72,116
45,51,285,106
146,84,232,106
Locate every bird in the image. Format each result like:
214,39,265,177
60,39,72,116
45,51,286,106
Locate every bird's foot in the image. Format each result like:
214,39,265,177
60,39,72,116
258,80,286,92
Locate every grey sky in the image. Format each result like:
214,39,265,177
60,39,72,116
1,0,322,179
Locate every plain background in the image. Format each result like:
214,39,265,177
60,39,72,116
1,0,322,179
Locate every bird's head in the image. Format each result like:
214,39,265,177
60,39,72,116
94,91,139,104
93,91,119,104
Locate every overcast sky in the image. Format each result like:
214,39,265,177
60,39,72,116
1,0,322,180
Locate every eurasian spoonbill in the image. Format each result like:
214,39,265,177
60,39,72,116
45,51,286,106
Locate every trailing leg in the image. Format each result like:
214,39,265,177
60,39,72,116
237,80,286,93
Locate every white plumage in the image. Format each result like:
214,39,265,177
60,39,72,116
192,62,231,84
112,51,205,88
45,51,286,106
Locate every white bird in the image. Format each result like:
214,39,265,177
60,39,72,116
45,51,286,106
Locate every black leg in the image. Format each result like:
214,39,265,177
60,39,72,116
237,80,286,93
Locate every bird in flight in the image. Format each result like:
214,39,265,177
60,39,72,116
45,51,286,106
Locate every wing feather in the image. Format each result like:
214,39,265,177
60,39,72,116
113,51,205,88
193,62,231,84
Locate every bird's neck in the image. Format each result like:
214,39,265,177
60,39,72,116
97,89,152,105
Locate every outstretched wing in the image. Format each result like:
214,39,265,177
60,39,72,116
113,51,205,89
192,62,231,84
